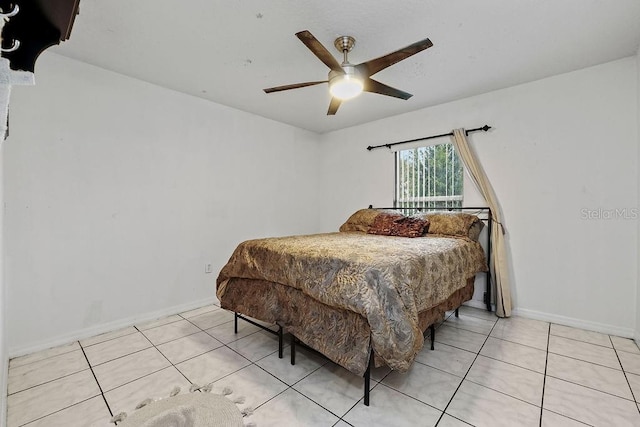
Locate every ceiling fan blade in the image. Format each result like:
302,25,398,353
357,38,433,77
263,80,327,93
363,78,413,100
327,97,342,115
296,30,344,74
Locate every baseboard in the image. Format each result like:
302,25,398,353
512,307,635,339
8,297,219,359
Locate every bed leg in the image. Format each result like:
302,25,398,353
278,326,284,359
430,324,435,350
290,335,296,365
234,312,238,334
364,351,373,406
455,308,459,318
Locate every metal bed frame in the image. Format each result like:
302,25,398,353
231,206,493,406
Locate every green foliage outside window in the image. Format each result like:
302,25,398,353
395,143,463,212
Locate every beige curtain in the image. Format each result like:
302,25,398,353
451,128,512,317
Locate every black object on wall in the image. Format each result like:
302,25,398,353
1,0,80,72
366,125,492,151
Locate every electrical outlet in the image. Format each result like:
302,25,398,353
205,263,213,274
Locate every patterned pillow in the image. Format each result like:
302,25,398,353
339,209,401,233
414,212,483,239
368,213,429,238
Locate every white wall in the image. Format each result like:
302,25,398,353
319,57,639,335
4,53,321,354
3,52,639,356
1,61,34,426
1,117,6,426
636,45,640,344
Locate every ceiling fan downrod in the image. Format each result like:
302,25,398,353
334,36,356,65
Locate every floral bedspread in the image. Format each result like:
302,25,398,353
217,232,487,372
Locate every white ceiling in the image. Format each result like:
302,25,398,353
51,0,640,134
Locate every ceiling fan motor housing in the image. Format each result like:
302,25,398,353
329,64,359,81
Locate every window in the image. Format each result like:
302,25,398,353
395,143,463,211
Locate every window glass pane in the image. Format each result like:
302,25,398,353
395,143,463,212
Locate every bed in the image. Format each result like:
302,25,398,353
216,208,489,404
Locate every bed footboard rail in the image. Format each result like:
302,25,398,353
290,333,376,406
234,312,284,359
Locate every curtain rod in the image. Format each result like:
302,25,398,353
366,125,491,151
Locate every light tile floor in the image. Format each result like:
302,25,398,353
6,303,640,426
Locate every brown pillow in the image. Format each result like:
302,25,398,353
339,209,401,233
414,212,482,239
368,214,429,238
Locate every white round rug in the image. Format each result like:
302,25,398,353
118,393,244,427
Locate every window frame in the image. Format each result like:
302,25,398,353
393,142,464,211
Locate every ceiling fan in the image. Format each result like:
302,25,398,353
263,30,433,115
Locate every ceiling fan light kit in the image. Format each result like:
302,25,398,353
329,66,363,100
263,30,433,115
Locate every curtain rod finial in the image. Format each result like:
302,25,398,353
366,146,373,151
482,125,491,131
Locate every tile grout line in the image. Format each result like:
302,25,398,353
360,380,446,419
609,335,640,414
473,351,543,375
541,409,592,426
7,345,80,371
440,319,553,365
252,347,324,389
82,311,233,418
543,374,637,403
540,326,628,426
88,345,154,369
81,328,139,349
7,365,90,396
433,313,499,426
246,384,291,418
80,329,204,416
89,306,223,419
78,341,116,421
132,325,195,388
147,318,266,387
549,333,614,349
129,312,279,400
13,396,103,427
245,326,375,420
182,336,297,417
539,323,550,427
485,335,548,352
545,349,625,371
248,342,353,419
